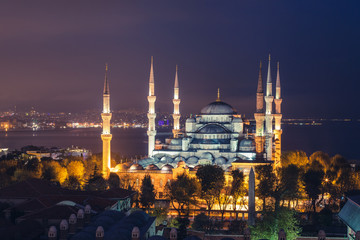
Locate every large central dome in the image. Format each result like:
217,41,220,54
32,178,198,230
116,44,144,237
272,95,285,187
200,101,236,114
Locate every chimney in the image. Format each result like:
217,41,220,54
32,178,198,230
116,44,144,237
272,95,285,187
48,226,57,240
77,209,85,229
69,213,77,235
318,230,326,240
278,229,286,240
96,226,104,240
132,226,140,240
170,228,177,240
85,204,91,223
59,219,69,240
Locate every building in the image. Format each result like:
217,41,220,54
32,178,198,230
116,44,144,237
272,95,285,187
338,195,360,239
103,56,283,194
0,178,137,239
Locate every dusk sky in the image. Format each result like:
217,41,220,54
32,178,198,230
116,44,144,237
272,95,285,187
0,1,359,118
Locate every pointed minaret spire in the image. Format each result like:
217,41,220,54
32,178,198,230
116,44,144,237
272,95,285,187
276,62,281,99
216,88,221,102
103,63,109,95
149,56,155,96
174,65,179,89
172,65,181,138
266,54,272,97
256,61,264,113
257,61,263,94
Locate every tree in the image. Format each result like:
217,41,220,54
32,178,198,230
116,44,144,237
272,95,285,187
67,161,85,182
250,207,301,240
171,217,190,240
139,174,156,210
25,158,42,178
165,173,199,216
63,175,82,190
255,165,276,210
150,207,169,226
42,161,68,184
216,185,231,222
309,151,331,171
302,169,324,213
279,164,301,208
108,173,120,189
230,170,246,219
192,213,210,232
196,165,225,216
281,150,309,168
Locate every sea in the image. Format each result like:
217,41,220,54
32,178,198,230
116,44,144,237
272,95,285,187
0,121,359,160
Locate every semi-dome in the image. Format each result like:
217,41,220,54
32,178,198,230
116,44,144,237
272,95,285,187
187,156,199,165
201,152,214,160
200,101,236,115
160,156,173,163
174,156,185,162
198,124,230,133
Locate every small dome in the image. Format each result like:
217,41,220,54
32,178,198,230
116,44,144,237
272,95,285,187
129,163,144,171
161,164,174,172
114,163,129,172
200,101,236,115
201,152,214,161
186,156,199,164
186,118,196,123
239,139,255,152
198,124,229,133
145,164,159,170
215,157,227,165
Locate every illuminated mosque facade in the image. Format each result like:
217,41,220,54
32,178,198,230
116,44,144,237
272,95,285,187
101,55,283,196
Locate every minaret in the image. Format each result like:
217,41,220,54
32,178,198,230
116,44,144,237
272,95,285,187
101,64,112,179
147,57,157,157
273,62,283,168
172,65,181,138
254,61,265,157
264,54,274,161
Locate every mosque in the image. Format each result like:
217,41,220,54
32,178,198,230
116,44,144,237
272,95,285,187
100,55,283,197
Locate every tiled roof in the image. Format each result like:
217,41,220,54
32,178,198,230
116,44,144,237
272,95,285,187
338,196,360,232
